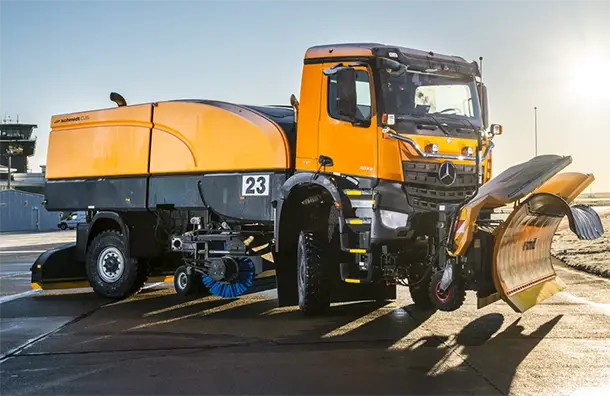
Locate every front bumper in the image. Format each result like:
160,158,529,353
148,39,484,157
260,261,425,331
369,180,415,243
344,180,423,246
347,178,465,246
370,159,479,244
343,164,479,247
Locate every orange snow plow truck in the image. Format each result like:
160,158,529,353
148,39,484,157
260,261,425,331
32,43,604,315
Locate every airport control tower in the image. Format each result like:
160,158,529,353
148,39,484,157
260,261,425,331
0,117,38,188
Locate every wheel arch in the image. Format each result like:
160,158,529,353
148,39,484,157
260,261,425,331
274,172,346,252
87,211,131,257
273,172,348,307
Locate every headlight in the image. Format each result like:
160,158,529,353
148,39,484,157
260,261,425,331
380,209,408,229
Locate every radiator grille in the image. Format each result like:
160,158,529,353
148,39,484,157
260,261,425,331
403,161,478,210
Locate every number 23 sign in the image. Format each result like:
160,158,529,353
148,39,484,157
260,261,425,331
241,175,269,196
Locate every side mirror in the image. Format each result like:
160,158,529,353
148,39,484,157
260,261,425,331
318,155,334,167
480,83,489,129
378,57,406,74
489,124,503,136
335,68,357,121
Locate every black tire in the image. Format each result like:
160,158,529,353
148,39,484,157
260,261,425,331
407,264,435,309
59,223,67,230
85,230,146,299
409,280,435,310
297,230,331,315
174,265,207,296
410,283,435,309
428,270,466,312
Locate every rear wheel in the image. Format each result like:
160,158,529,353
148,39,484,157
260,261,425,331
297,230,331,315
428,270,465,311
86,230,146,299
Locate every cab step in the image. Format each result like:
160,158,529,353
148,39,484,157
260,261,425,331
340,220,371,253
339,189,377,282
345,217,372,225
343,189,378,210
340,261,373,284
343,189,374,196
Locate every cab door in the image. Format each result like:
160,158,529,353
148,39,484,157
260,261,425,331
316,64,378,179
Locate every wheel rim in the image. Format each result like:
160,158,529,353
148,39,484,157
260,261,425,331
97,247,124,283
297,241,306,301
177,272,188,290
434,280,452,303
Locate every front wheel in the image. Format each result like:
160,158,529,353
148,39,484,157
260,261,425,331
428,270,465,312
408,268,435,310
297,230,331,316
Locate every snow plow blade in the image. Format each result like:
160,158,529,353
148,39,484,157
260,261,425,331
452,154,605,313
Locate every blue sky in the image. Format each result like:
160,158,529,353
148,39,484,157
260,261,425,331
1,0,609,192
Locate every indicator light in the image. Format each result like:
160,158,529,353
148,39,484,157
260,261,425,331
425,144,439,153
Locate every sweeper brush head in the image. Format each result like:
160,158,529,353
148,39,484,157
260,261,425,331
202,257,255,298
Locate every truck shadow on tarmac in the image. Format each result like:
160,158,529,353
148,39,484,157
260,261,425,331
3,287,563,395
404,313,564,395
109,291,563,394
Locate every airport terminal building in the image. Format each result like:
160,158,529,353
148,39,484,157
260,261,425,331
0,189,59,232
0,120,59,232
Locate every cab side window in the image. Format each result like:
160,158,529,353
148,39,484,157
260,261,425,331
328,69,372,122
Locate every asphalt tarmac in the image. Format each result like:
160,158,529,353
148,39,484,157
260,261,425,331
0,232,609,395
0,231,75,299
0,252,39,298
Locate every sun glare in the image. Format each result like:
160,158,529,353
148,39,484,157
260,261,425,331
567,52,610,102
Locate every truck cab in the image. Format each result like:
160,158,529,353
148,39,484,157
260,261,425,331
295,43,497,184
290,44,500,236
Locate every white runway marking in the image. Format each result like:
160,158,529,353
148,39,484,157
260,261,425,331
142,282,164,290
0,271,30,279
0,250,46,254
559,292,610,316
0,290,42,304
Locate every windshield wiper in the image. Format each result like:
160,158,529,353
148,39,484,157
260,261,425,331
426,113,451,136
395,114,450,136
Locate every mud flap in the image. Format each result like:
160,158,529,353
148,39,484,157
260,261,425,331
450,155,604,313
30,243,91,290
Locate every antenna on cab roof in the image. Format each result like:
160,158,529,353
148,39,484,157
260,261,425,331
110,92,127,107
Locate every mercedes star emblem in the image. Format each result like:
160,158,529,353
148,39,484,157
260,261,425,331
438,161,457,186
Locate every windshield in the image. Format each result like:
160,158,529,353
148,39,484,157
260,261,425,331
379,66,483,134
